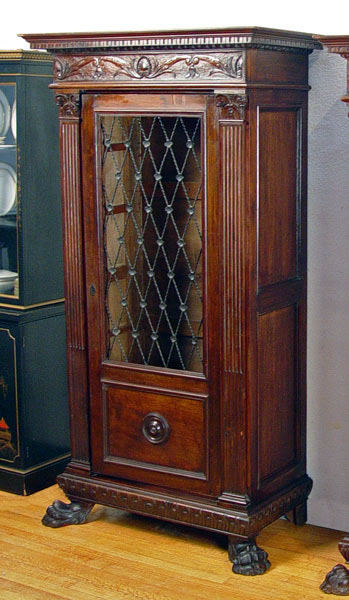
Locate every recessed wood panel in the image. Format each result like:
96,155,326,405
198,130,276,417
257,305,297,486
258,107,299,288
104,385,207,476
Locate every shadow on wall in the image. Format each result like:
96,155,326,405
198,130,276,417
307,48,349,530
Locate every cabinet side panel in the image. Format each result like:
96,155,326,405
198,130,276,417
22,311,70,467
0,325,20,465
257,305,297,487
258,108,299,288
21,76,63,305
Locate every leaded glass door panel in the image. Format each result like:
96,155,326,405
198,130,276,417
103,113,203,372
82,93,219,493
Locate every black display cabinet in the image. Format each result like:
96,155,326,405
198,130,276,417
0,51,70,494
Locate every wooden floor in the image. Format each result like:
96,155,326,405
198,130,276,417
0,484,344,599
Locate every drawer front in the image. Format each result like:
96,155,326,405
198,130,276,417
93,383,209,489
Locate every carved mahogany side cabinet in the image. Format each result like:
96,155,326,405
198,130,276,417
316,34,349,597
22,28,321,575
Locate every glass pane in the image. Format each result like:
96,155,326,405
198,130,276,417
0,83,18,298
101,114,203,373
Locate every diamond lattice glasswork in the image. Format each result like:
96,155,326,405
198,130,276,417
101,115,203,372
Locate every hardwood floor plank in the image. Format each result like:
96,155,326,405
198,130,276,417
0,485,344,600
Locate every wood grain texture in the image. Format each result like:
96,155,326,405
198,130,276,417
102,385,208,477
0,484,345,600
257,305,298,489
258,107,300,288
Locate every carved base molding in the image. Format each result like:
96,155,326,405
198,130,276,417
38,472,311,575
55,471,312,539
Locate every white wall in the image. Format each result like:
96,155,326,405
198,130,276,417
3,1,348,531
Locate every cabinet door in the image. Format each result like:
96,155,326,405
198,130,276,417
81,93,220,494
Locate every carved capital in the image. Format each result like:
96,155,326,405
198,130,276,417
216,94,248,120
55,93,80,118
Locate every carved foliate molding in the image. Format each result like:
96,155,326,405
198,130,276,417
55,93,81,118
216,94,248,120
53,52,245,83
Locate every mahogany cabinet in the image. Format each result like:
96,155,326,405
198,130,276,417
22,27,321,574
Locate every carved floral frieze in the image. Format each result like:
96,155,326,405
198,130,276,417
53,52,245,83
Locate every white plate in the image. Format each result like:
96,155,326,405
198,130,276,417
0,162,17,216
0,278,17,293
0,269,18,280
11,99,16,140
0,89,10,142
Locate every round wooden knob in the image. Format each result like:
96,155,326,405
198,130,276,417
142,413,170,445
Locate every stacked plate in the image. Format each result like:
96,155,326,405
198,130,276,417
0,89,10,143
0,269,18,294
0,162,17,215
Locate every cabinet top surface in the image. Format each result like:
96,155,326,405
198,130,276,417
316,35,349,52
20,27,321,53
0,50,52,62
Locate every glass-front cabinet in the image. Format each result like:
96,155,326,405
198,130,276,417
22,28,320,574
0,51,64,307
0,82,18,297
0,52,69,494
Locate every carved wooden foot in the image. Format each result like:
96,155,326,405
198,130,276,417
228,537,271,576
339,537,349,564
320,536,349,595
42,499,94,528
292,501,308,526
320,564,349,595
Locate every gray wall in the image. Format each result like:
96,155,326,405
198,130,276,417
308,49,349,530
